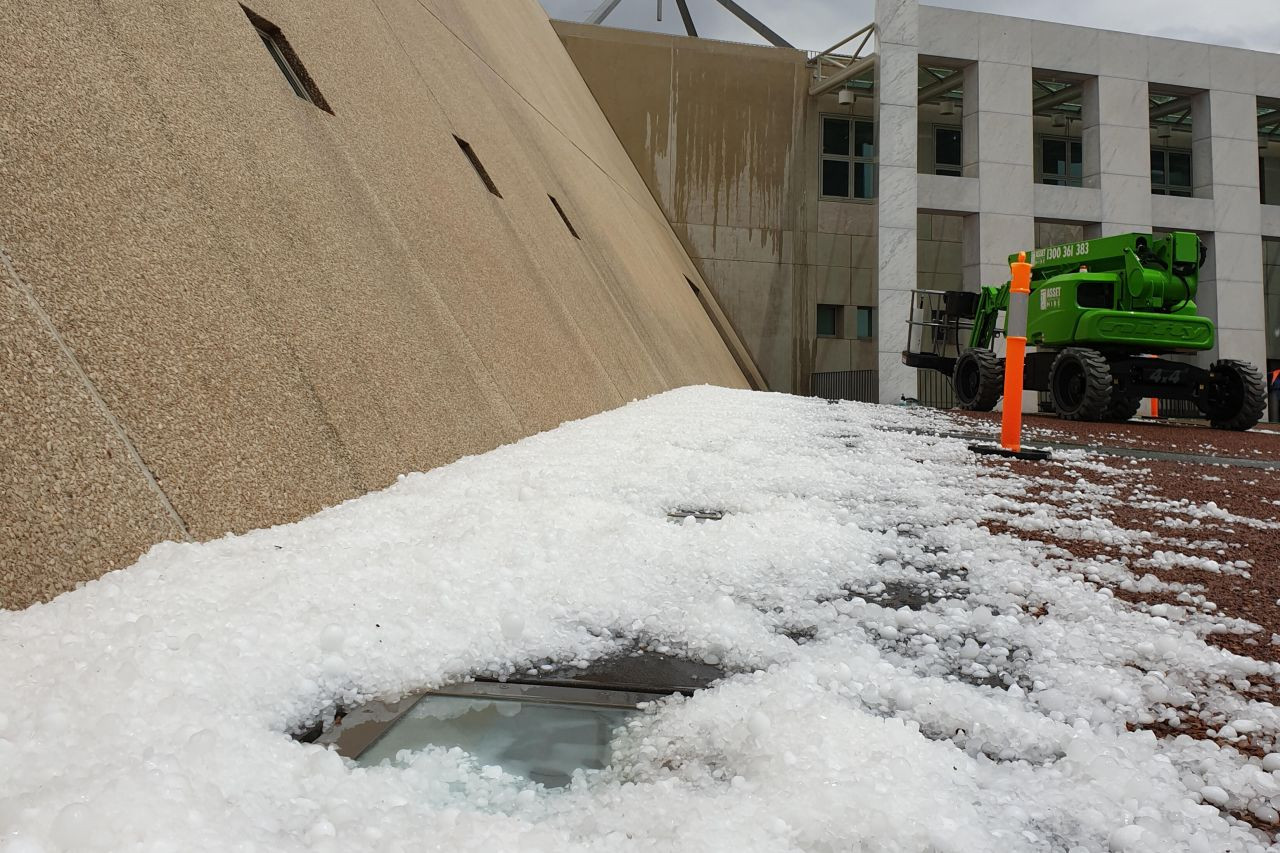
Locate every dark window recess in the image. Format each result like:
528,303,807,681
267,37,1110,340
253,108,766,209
241,6,332,114
455,136,502,198
548,195,580,239
1040,137,1082,186
821,116,876,199
823,117,851,157
1151,148,1192,197
934,127,962,177
822,159,851,198
1075,281,1114,309
855,306,875,339
817,304,842,338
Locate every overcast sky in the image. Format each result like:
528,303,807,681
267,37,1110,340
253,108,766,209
539,0,1280,53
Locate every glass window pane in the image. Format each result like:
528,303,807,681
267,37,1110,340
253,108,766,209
1168,152,1192,187
856,307,874,338
854,162,876,198
1042,139,1067,177
1151,149,1166,184
1069,141,1083,167
935,128,962,168
854,121,876,158
817,304,840,337
822,117,850,156
356,695,634,788
822,159,850,197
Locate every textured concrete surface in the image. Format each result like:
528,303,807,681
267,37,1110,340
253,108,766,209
1,0,749,608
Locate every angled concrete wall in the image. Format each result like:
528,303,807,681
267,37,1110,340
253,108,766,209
0,0,751,608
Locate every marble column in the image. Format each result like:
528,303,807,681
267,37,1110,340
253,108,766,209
874,0,920,403
959,25,1036,411
1082,75,1152,237
1192,89,1267,370
960,55,1035,292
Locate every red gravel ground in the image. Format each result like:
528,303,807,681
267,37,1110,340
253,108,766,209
969,417,1280,811
954,410,1280,461
984,455,1280,662
967,420,1280,832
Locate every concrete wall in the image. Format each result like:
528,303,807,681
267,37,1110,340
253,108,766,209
0,0,753,608
556,22,879,394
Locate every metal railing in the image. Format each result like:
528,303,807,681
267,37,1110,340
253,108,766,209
904,289,977,363
810,370,878,403
916,370,957,409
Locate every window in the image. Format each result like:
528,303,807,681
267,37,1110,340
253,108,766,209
934,127,962,177
855,307,875,339
241,6,332,113
1040,137,1082,186
305,651,722,788
333,682,639,786
454,136,502,198
549,195,580,239
821,116,876,199
1076,281,1114,309
1151,148,1192,197
817,304,843,338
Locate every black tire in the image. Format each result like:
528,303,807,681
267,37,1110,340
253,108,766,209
1200,359,1266,431
1049,348,1113,421
1102,393,1142,422
952,348,1004,411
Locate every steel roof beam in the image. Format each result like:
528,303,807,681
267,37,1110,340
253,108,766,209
1150,96,1193,122
587,0,624,25
1032,83,1084,114
918,70,965,105
711,0,793,48
810,55,876,97
674,0,697,37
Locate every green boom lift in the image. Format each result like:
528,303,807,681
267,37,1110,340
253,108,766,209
902,231,1267,430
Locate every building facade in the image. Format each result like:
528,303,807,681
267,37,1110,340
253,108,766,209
557,0,1280,406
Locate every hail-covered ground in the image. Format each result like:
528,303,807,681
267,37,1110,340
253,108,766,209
2,386,1279,852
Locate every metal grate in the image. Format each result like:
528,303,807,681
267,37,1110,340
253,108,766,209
1155,397,1202,419
916,369,957,409
667,509,725,522
809,370,878,403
